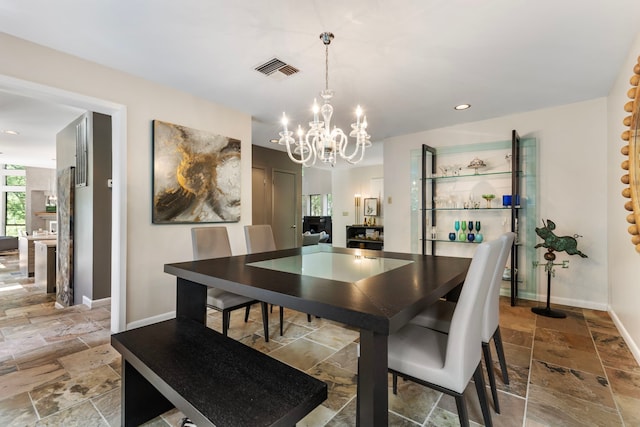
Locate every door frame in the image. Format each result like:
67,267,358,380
0,74,127,333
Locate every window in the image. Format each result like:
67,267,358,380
5,175,26,186
2,164,26,236
310,194,322,216
5,191,26,236
303,193,332,217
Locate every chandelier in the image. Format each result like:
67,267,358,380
278,32,370,167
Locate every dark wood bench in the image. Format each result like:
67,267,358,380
111,318,327,426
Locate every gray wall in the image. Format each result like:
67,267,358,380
56,112,112,304
251,145,302,246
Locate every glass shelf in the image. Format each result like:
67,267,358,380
423,170,514,180
422,206,520,211
422,238,480,244
420,238,525,247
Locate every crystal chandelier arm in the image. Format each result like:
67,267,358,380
280,114,313,165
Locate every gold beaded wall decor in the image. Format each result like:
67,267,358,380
621,56,640,253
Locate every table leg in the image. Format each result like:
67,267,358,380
357,329,388,426
176,278,207,324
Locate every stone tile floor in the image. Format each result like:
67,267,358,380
0,250,639,426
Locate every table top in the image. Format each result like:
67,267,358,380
165,245,470,335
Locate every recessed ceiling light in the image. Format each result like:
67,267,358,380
2,129,20,135
269,138,279,144
454,104,471,111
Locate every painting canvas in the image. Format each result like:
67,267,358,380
152,120,241,223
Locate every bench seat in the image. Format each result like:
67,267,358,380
111,318,327,427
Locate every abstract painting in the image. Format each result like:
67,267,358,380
152,120,241,223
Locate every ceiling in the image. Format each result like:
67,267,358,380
1,0,639,169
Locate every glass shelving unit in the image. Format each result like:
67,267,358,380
412,131,538,306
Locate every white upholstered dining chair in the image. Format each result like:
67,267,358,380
191,226,271,342
409,232,515,413
244,225,313,335
243,225,287,335
388,237,503,427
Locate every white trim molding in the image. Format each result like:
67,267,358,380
82,296,111,309
127,311,176,331
609,308,640,366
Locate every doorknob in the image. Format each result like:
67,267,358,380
291,225,297,229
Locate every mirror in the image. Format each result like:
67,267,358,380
621,55,640,252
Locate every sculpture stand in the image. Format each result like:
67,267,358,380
532,249,568,318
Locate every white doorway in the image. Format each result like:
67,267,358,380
0,74,127,332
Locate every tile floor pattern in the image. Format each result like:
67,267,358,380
0,250,639,426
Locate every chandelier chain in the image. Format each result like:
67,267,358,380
325,43,329,91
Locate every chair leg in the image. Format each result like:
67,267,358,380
244,305,251,323
473,363,493,427
222,310,230,336
493,327,510,385
279,306,284,336
260,302,269,343
482,341,501,413
454,394,470,427
392,373,398,395
307,313,312,322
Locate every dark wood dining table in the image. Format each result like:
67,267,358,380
164,245,470,426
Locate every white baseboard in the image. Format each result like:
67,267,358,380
533,294,609,311
82,296,111,309
126,311,176,330
608,308,640,366
499,289,537,301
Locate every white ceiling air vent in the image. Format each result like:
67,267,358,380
255,58,299,81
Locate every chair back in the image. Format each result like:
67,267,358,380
444,237,503,390
244,225,276,253
482,232,516,341
191,226,232,260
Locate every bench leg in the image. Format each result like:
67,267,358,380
122,360,174,427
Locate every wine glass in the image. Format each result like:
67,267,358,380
454,220,460,234
468,221,474,233
482,194,495,208
461,221,467,232
474,221,483,242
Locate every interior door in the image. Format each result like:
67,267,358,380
272,169,297,248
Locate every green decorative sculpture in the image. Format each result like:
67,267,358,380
534,219,588,258
532,219,587,318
